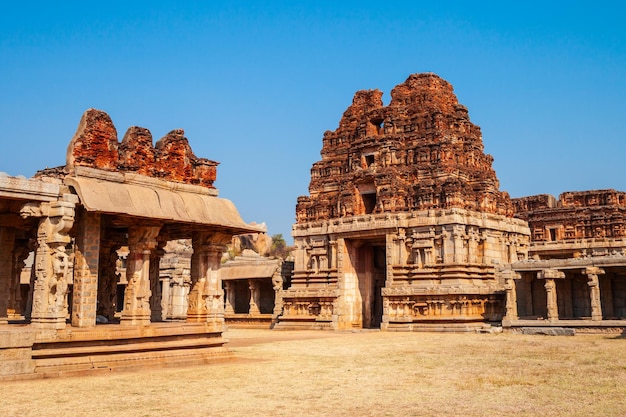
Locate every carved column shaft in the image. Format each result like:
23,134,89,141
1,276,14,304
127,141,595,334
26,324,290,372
502,270,519,321
584,267,605,321
187,231,227,324
538,269,564,322
28,200,76,329
249,279,260,315
120,225,160,326
544,279,557,320
224,280,235,314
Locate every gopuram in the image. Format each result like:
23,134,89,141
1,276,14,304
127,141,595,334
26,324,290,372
276,73,531,331
0,109,262,379
505,190,626,332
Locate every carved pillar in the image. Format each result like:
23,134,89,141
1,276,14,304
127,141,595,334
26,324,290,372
150,240,166,322
249,279,260,315
187,231,227,325
271,265,284,321
0,227,16,323
329,239,337,270
223,281,235,314
584,267,605,321
544,279,557,321
22,200,76,329
97,240,122,322
501,269,520,320
161,276,171,320
538,269,565,321
120,225,161,326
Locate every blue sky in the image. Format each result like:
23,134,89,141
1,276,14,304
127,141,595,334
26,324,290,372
1,1,625,242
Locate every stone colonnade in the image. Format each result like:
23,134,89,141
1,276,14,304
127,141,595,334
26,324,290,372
1,203,230,329
504,266,606,321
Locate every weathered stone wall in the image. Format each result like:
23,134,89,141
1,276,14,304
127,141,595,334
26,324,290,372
60,109,218,187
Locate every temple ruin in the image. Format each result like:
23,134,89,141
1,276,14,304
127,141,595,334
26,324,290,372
276,73,531,331
0,109,263,379
505,190,626,332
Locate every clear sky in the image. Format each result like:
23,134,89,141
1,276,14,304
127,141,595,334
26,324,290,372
1,1,625,242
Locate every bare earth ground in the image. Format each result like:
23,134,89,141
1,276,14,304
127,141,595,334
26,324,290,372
2,329,626,417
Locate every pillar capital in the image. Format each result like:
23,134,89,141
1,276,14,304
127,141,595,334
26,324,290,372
537,269,565,280
583,266,605,277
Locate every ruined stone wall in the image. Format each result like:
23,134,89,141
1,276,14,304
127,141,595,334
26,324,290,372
513,190,626,241
296,73,513,223
44,109,218,187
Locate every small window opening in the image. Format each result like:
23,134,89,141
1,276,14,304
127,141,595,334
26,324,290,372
365,154,375,167
549,228,557,241
362,193,377,214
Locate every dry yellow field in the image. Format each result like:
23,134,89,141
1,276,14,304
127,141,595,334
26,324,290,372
2,329,626,417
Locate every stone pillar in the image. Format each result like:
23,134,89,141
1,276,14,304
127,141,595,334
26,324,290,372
97,240,121,322
271,266,283,322
502,269,520,321
584,267,605,321
160,276,171,320
150,241,166,322
23,199,76,329
329,239,337,269
249,279,260,315
72,211,100,327
187,231,227,325
223,281,235,314
120,225,161,326
538,269,564,322
0,227,16,323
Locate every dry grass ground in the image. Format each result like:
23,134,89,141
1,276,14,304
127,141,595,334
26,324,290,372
2,329,626,417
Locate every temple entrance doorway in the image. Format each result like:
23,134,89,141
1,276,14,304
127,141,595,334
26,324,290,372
345,239,385,329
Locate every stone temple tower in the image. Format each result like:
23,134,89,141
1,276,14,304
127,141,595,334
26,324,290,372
276,73,530,331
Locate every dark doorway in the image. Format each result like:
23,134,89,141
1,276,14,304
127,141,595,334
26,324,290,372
347,239,385,328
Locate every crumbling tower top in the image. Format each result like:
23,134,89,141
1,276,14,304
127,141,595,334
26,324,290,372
296,73,512,223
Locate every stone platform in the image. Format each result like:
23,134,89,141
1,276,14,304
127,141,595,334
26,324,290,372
0,323,231,380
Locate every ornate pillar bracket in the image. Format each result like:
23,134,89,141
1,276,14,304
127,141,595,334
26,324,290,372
21,198,76,329
120,225,161,326
537,269,564,322
583,267,605,321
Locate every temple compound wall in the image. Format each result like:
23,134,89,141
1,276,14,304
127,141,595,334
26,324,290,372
0,109,262,379
275,74,530,331
505,190,626,333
